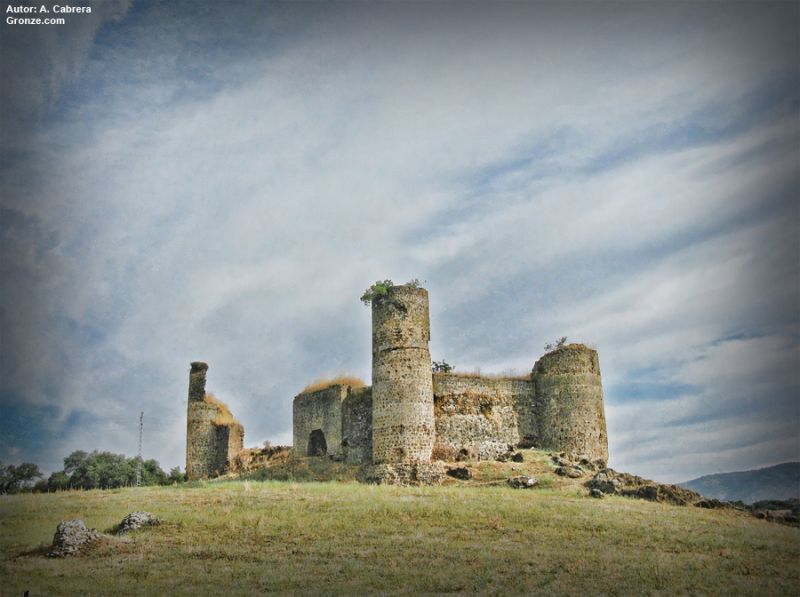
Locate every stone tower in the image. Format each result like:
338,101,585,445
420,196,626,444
185,361,244,479
532,344,608,462
371,285,435,464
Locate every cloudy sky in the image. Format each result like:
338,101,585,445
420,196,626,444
1,0,797,483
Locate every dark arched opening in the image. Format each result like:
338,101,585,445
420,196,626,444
308,429,327,457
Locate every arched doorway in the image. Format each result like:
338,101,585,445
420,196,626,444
308,429,327,456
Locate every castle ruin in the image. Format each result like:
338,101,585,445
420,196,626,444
185,283,608,480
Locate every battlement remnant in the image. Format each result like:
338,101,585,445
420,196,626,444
188,361,208,402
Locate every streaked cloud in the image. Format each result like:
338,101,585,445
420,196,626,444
1,1,797,482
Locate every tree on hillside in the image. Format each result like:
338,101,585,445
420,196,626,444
168,466,186,483
67,450,135,489
45,450,175,490
46,470,71,492
0,461,43,493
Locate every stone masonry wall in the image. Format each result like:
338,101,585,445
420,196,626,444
342,386,373,464
221,421,244,465
432,374,535,460
292,385,346,459
187,401,244,478
532,344,608,462
187,398,224,479
371,285,435,464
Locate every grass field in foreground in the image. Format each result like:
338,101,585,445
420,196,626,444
1,472,799,595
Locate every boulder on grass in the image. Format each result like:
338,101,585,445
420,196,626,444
116,511,161,534
47,520,100,557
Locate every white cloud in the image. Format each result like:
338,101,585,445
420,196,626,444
1,2,797,481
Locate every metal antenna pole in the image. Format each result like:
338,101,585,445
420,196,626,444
135,411,143,487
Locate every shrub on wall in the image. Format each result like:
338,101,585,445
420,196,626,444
360,280,394,305
360,279,423,305
544,336,568,353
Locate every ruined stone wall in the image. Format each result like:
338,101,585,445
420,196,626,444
292,385,346,458
371,285,435,464
432,374,535,460
532,344,608,462
187,398,224,479
342,386,373,464
221,421,244,463
186,362,244,479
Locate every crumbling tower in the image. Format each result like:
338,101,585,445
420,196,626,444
185,361,244,479
532,344,608,462
371,285,435,464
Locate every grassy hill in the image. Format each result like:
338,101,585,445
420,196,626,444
1,452,799,596
679,462,800,504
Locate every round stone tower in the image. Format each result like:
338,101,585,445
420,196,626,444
371,285,435,464
186,361,221,479
532,344,608,463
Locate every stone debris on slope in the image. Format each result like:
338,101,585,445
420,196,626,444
749,499,800,527
47,520,100,557
497,450,525,463
555,466,584,478
587,468,707,506
507,476,538,489
550,452,607,479
446,466,472,480
363,462,447,486
581,465,799,527
551,452,606,471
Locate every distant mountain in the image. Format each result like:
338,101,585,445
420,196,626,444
679,462,800,504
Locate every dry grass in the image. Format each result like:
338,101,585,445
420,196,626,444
300,375,366,394
2,455,799,596
203,393,241,427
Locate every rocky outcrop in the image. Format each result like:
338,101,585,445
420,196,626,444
587,468,709,506
749,499,800,527
584,468,800,527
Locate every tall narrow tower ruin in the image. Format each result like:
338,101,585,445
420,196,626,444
371,285,435,464
185,361,244,479
186,361,214,479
